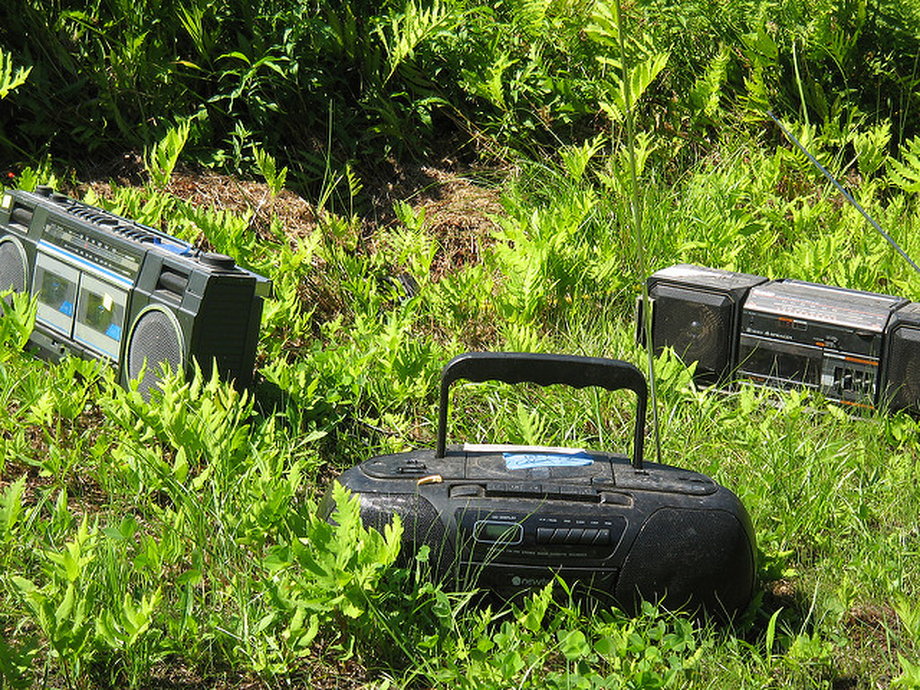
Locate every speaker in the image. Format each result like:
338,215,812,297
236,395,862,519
883,302,920,412
645,265,768,382
0,195,39,296
0,236,29,294
125,306,186,398
615,506,756,615
356,492,454,573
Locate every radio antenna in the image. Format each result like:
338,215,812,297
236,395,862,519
767,110,920,276
616,0,662,465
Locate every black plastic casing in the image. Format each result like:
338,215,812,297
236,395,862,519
325,353,756,618
642,263,920,413
0,187,270,395
643,264,769,384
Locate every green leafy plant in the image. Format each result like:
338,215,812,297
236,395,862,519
255,483,403,666
585,0,670,126
0,48,31,99
888,136,920,193
145,120,192,188
430,589,702,689
12,520,99,685
253,145,288,198
0,291,37,354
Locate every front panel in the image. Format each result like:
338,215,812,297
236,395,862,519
739,280,902,407
0,187,269,395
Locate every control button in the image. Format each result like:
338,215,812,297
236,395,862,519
590,528,611,545
539,484,599,501
558,485,597,498
450,484,484,499
397,459,428,474
535,527,613,546
486,482,539,497
600,492,632,506
537,528,554,543
538,528,564,545
200,252,236,269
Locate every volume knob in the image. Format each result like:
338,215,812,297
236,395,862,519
200,252,236,269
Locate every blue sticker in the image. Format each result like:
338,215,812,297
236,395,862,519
504,451,594,470
106,323,122,341
58,300,74,316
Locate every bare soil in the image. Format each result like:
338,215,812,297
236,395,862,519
75,154,503,277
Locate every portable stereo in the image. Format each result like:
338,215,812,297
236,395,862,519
325,352,757,617
0,186,271,396
642,264,920,412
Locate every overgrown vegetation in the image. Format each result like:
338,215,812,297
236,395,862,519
2,0,920,687
4,0,920,177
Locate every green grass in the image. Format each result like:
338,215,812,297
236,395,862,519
1,133,920,688
2,0,920,686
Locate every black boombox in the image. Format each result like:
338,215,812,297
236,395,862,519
642,264,920,412
0,186,270,395
326,352,756,617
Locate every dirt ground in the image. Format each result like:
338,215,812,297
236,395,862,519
75,153,505,279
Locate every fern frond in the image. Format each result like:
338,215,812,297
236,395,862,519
515,0,553,37
379,0,458,83
145,120,192,188
888,137,920,193
599,51,669,123
689,46,731,117
585,0,620,48
0,48,32,100
852,122,890,178
586,0,668,123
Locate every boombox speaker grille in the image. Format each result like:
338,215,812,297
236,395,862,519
0,238,28,294
884,324,920,412
616,507,754,615
126,307,184,398
358,493,453,574
651,285,734,380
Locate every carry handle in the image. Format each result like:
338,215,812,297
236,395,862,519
436,352,647,469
